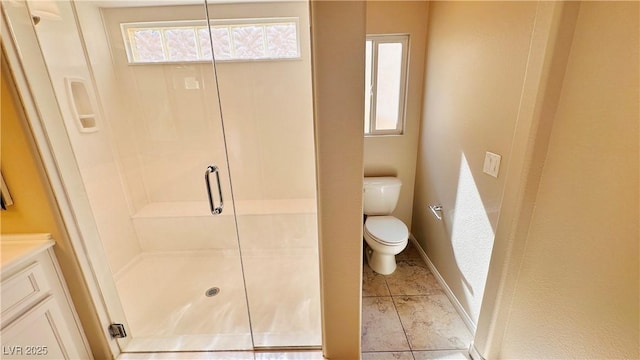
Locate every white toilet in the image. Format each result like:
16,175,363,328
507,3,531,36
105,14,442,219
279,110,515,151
363,177,409,275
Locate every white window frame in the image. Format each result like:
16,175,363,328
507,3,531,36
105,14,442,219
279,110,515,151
365,34,409,136
120,17,301,65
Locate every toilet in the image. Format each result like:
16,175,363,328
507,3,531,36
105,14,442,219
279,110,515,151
363,177,409,275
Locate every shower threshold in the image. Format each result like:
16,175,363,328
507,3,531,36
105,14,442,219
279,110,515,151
117,349,324,360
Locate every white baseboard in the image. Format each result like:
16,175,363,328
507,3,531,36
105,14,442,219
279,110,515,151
408,234,477,334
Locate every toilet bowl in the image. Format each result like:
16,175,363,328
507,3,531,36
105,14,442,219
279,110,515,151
364,215,408,274
363,177,409,275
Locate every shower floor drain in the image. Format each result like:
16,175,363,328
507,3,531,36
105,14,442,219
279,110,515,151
205,287,220,297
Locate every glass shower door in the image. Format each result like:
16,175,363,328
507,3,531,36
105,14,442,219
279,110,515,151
77,1,254,352
205,0,321,348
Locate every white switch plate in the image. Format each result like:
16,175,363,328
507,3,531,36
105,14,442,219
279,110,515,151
483,151,501,178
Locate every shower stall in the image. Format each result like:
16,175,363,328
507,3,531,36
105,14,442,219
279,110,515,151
2,0,320,353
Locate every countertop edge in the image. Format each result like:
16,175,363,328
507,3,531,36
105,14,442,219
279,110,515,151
1,233,53,241
1,234,55,275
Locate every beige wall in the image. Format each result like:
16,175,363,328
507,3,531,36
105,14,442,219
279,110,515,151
472,2,580,356
412,1,538,323
0,60,111,359
498,2,639,358
310,1,365,358
364,1,428,228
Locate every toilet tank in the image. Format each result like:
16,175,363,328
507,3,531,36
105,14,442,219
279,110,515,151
363,177,402,215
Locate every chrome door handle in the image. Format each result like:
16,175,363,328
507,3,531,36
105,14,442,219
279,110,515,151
205,165,224,215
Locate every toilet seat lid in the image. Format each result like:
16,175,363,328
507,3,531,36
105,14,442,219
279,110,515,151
365,216,408,245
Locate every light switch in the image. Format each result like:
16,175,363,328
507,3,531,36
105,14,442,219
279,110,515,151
483,151,501,178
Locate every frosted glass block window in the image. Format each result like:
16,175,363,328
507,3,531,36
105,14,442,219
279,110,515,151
197,28,214,60
204,27,232,60
121,18,300,64
131,29,165,62
164,28,198,61
232,25,266,59
364,35,409,136
266,24,298,57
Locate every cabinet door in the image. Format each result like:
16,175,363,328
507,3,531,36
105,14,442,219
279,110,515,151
1,296,86,359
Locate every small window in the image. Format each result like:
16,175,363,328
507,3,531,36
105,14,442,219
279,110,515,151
121,18,300,64
364,34,409,136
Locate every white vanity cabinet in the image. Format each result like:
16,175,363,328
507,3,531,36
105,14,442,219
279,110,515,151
1,234,92,359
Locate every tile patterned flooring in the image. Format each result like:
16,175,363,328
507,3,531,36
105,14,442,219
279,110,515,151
362,242,473,360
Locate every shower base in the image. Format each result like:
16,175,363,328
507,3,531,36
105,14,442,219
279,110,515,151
115,248,321,352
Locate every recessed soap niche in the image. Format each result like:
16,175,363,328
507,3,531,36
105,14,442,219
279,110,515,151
65,77,99,133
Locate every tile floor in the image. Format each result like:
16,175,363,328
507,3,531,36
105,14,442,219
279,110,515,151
362,242,473,360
